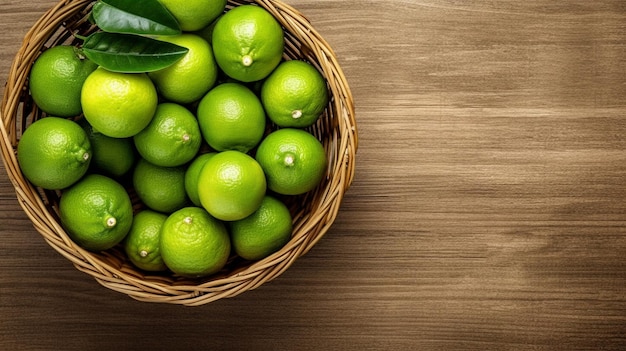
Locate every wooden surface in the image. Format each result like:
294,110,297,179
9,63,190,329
2,0,626,349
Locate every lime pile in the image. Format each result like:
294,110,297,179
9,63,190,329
18,1,329,279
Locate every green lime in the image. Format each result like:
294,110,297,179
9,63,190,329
261,60,329,128
29,45,97,117
158,0,226,32
59,174,133,251
197,83,266,153
133,103,202,167
17,117,91,190
133,158,189,214
255,128,327,195
149,34,218,104
79,118,136,178
81,67,158,138
160,207,231,278
212,5,284,82
184,152,217,207
230,196,292,261
124,210,168,272
198,150,266,221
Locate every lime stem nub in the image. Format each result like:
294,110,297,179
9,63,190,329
106,216,117,228
82,152,90,161
284,154,295,167
184,216,193,224
292,110,303,119
182,133,190,142
73,46,87,60
242,55,253,67
140,250,148,258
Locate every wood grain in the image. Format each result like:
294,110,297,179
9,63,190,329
1,1,625,350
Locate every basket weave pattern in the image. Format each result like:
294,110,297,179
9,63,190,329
0,0,357,305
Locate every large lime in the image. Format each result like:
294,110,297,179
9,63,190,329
17,117,91,190
160,207,231,278
198,150,266,221
81,68,158,138
212,5,284,82
59,174,133,252
29,45,97,117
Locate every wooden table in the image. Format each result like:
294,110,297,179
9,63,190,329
2,1,625,349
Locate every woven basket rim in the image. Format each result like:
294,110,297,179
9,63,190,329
0,0,357,306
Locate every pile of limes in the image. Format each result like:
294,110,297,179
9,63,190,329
18,2,330,278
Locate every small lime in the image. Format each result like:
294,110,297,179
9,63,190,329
133,158,189,213
212,5,284,82
160,207,231,278
197,83,266,153
158,0,226,32
59,174,133,251
261,60,329,128
149,34,218,104
79,118,135,178
133,103,202,167
255,128,327,195
198,150,266,221
124,210,168,272
230,196,293,261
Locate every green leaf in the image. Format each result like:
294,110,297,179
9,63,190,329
92,0,181,36
81,32,188,73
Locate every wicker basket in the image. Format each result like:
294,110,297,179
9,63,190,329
0,0,357,306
